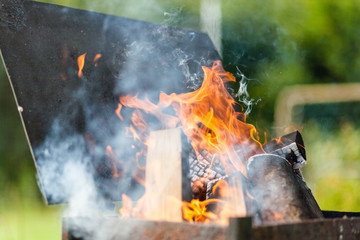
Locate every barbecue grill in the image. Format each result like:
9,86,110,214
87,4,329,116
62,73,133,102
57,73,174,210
1,1,359,239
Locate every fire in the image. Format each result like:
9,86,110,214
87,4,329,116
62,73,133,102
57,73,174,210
182,199,220,223
118,61,263,176
181,198,235,225
77,56,264,223
119,194,228,224
77,52,86,78
93,53,102,67
114,61,264,222
119,194,146,219
212,179,229,197
119,194,133,218
115,103,124,121
105,145,121,178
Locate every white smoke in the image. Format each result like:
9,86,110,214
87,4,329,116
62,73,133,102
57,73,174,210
234,66,261,116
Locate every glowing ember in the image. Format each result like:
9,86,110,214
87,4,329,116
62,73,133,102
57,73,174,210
77,52,87,78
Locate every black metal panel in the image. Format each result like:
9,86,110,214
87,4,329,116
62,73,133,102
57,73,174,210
0,0,220,204
322,211,360,218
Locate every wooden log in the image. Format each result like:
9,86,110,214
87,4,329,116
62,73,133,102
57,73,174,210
247,154,323,224
144,128,183,222
226,172,247,218
263,131,306,169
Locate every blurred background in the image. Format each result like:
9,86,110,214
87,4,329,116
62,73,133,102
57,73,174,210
1,0,360,239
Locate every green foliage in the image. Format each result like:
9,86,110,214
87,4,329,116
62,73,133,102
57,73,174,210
0,201,61,240
221,0,360,134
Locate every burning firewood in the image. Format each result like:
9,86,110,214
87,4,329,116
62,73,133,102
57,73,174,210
189,149,226,200
193,131,305,201
203,131,323,225
205,173,261,224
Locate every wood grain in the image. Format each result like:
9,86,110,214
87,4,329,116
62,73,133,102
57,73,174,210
144,128,183,222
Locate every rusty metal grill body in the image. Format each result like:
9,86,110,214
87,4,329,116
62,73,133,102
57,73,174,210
62,216,360,240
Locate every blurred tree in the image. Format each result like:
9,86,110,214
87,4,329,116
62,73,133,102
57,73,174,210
220,0,360,135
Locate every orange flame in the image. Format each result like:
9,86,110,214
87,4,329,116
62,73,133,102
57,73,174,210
76,51,263,223
118,61,264,176
131,109,148,134
119,194,146,219
115,103,124,121
105,145,121,178
93,53,102,67
181,199,226,223
112,61,269,223
77,52,87,78
119,95,179,129
126,125,141,142
119,194,133,218
212,179,229,198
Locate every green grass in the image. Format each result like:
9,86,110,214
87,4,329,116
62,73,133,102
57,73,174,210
312,177,360,211
0,205,61,240
302,121,360,212
0,187,62,240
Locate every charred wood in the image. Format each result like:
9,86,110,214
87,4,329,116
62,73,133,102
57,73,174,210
189,149,226,200
263,131,306,170
190,131,308,201
247,154,323,224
